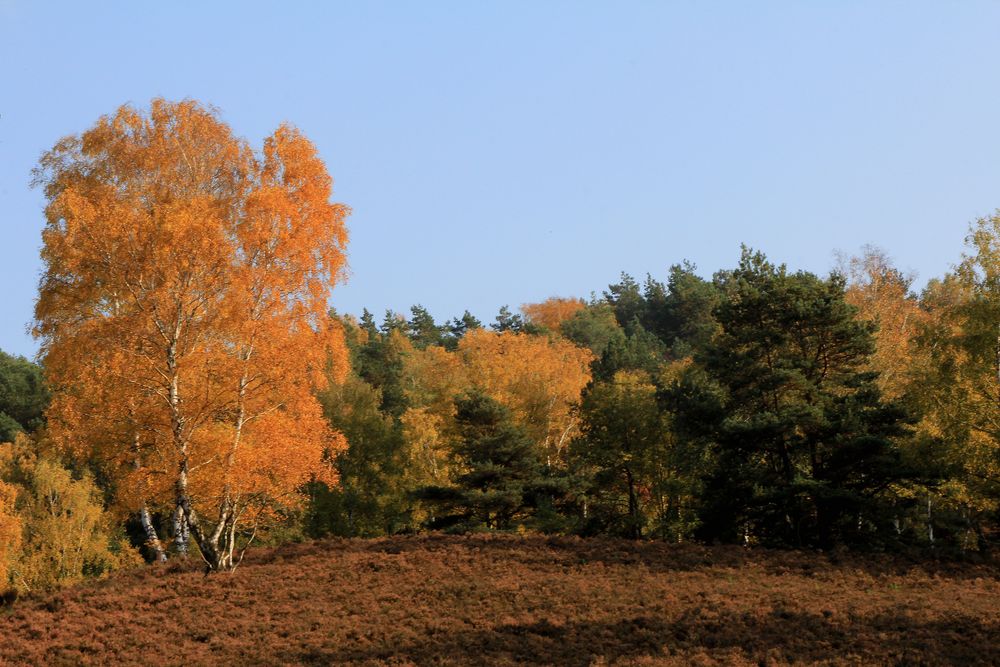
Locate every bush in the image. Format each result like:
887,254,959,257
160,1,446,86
0,434,141,595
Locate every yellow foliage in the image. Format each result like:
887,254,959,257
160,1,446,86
402,345,466,420
400,407,450,486
0,479,20,590
0,434,140,594
458,330,594,460
399,330,593,465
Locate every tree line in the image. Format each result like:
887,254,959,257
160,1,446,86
1,99,999,595
309,241,999,553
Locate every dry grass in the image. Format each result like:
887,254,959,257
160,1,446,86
1,534,998,665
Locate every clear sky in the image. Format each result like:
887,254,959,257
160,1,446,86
3,2,1000,358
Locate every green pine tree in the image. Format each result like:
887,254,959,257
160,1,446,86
673,248,911,548
417,392,565,531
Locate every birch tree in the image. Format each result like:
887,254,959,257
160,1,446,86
33,99,350,571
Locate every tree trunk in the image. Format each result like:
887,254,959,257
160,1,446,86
927,495,935,546
133,437,166,562
179,491,232,572
140,503,167,563
624,467,641,539
173,485,190,556
167,337,192,558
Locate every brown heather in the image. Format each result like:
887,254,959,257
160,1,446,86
1,535,998,666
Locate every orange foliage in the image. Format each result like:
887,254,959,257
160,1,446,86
33,99,349,569
842,247,927,399
521,297,586,331
457,330,593,460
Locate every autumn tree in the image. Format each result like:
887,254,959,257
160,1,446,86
905,216,1000,549
0,434,139,593
400,343,467,488
521,297,585,332
841,246,927,401
0,478,19,591
33,99,349,571
949,215,1000,467
457,329,593,465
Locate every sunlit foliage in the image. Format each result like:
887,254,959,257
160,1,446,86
32,99,349,570
0,434,139,594
521,297,586,332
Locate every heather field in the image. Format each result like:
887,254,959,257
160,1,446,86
0,535,998,666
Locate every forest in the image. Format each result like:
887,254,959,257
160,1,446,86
1,99,999,599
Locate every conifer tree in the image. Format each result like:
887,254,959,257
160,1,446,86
417,392,560,531
674,248,910,547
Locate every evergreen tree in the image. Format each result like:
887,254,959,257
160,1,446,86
658,263,722,358
359,308,379,339
604,273,647,335
0,350,48,442
491,305,527,333
416,392,563,531
593,319,666,381
444,310,483,350
407,305,445,349
673,248,911,548
380,309,407,335
572,371,667,539
354,320,410,418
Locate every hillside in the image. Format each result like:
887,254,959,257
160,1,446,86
1,535,998,666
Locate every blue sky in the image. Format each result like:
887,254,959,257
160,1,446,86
3,2,1000,358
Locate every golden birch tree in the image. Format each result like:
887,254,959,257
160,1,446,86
33,99,350,571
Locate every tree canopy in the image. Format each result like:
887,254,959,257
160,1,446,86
32,99,350,571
